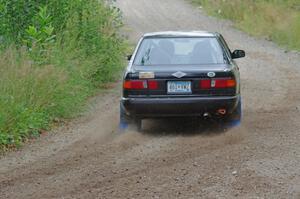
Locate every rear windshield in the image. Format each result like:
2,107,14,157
133,37,227,66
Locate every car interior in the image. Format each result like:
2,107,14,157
134,37,225,66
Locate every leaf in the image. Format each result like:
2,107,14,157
43,25,54,36
26,25,38,37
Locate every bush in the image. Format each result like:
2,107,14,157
193,0,300,51
0,0,127,148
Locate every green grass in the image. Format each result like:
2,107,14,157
192,0,300,51
0,0,127,149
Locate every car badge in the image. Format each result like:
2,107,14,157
172,71,186,78
207,72,216,78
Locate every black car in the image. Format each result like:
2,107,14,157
120,31,245,130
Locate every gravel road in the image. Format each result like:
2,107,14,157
1,0,300,198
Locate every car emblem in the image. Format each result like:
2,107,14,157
172,71,186,78
207,72,216,78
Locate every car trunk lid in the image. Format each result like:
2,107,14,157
123,64,237,97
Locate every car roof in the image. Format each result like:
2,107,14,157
143,31,217,38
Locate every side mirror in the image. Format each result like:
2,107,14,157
232,50,245,59
127,54,132,61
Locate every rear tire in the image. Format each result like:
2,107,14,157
225,96,242,126
120,104,130,130
120,103,142,131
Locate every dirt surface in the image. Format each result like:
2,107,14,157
1,0,300,198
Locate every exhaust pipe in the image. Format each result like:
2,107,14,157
217,109,227,115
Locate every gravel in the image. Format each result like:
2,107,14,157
0,0,300,198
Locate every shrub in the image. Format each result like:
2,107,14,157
0,0,127,148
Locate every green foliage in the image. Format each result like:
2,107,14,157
0,0,127,149
193,0,300,51
24,6,56,48
0,0,70,44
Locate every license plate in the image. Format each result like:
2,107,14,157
167,81,192,94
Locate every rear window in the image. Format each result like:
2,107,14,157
133,37,227,66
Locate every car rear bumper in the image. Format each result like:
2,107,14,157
121,95,240,118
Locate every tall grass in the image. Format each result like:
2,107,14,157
0,0,127,148
192,0,300,51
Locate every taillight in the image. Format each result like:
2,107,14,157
123,80,159,90
148,80,158,90
123,80,147,89
200,79,211,89
200,78,236,89
225,79,236,87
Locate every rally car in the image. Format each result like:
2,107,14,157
120,31,245,130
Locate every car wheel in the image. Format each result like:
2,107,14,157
120,103,142,131
225,96,242,126
120,103,131,129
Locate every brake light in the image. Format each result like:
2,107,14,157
200,78,236,89
148,80,158,90
200,79,211,89
212,79,227,88
123,80,147,89
123,80,159,90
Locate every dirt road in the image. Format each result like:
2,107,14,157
1,0,300,198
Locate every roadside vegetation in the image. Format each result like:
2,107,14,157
192,0,300,51
0,0,127,149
